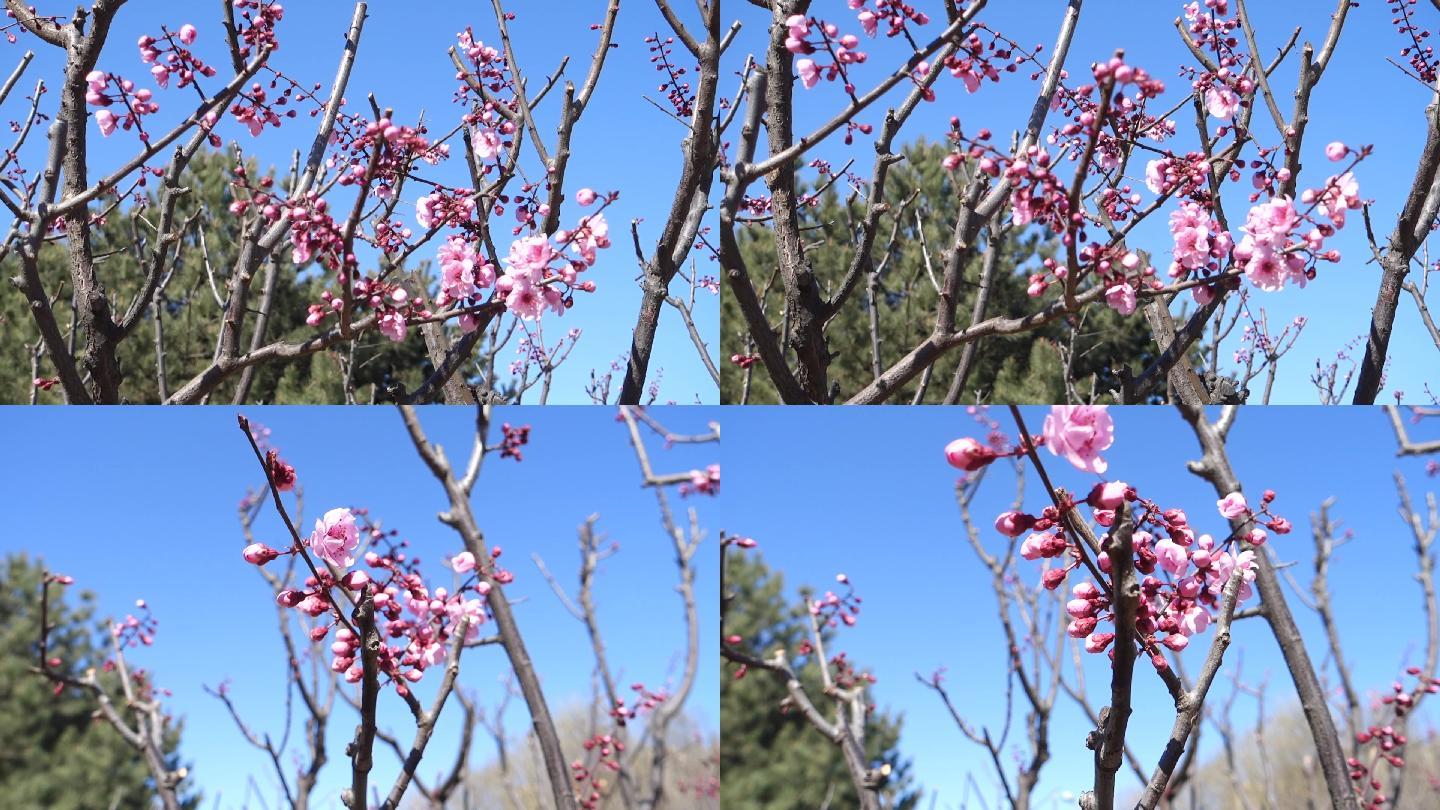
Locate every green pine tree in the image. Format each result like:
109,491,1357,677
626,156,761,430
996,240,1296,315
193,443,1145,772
721,552,918,810
721,138,1158,403
0,554,196,809
1,149,441,404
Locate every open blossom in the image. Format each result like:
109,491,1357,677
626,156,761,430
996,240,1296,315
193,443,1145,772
450,551,476,573
1167,201,1232,277
1104,283,1137,316
1234,196,1305,292
1308,172,1361,228
377,309,407,343
1203,81,1239,118
796,58,821,89
1154,535,1190,577
309,507,359,568
436,235,495,303
1217,492,1248,519
506,235,554,283
94,109,118,137
473,126,502,160
1042,405,1114,474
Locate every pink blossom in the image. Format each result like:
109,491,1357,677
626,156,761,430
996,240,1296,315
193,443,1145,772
1042,406,1114,474
1167,201,1232,277
1104,283,1137,316
178,24,197,45
309,507,359,568
994,510,1034,537
243,543,280,565
473,127,502,160
437,236,494,303
575,187,597,206
796,58,821,90
1325,141,1348,162
498,274,545,320
505,235,554,283
1203,83,1239,118
94,109,118,137
1085,632,1115,653
1216,492,1248,520
1154,536,1189,577
944,437,996,471
378,309,407,343
858,10,878,36
450,551,476,573
1091,481,1128,510
1179,605,1210,636
1308,172,1361,228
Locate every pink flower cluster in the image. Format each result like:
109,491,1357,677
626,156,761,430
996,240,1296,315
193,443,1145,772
436,235,497,325
1167,201,1233,301
416,188,477,231
138,23,214,90
257,507,502,696
787,14,869,91
949,406,1293,670
810,573,863,629
85,70,159,138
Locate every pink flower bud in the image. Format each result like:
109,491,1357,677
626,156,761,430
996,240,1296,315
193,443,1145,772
575,188,597,206
276,589,305,607
1089,481,1129,510
994,511,1035,537
1085,632,1115,653
944,437,997,471
243,543,281,565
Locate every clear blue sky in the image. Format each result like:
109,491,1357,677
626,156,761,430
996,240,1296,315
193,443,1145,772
726,405,1440,807
4,1,721,403
0,405,721,808
721,0,1438,403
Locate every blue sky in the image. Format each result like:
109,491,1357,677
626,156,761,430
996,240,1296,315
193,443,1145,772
3,1,722,403
726,405,1440,807
0,405,721,808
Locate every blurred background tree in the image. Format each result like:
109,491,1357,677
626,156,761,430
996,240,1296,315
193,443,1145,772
0,554,197,809
721,552,919,810
721,139,1158,404
443,703,718,809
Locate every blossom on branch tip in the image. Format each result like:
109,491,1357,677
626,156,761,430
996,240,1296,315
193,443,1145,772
1042,405,1114,474
309,507,359,568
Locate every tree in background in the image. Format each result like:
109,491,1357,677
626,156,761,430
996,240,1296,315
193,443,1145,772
723,140,1157,404
450,700,717,810
1,554,196,810
720,551,917,810
0,149,438,404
